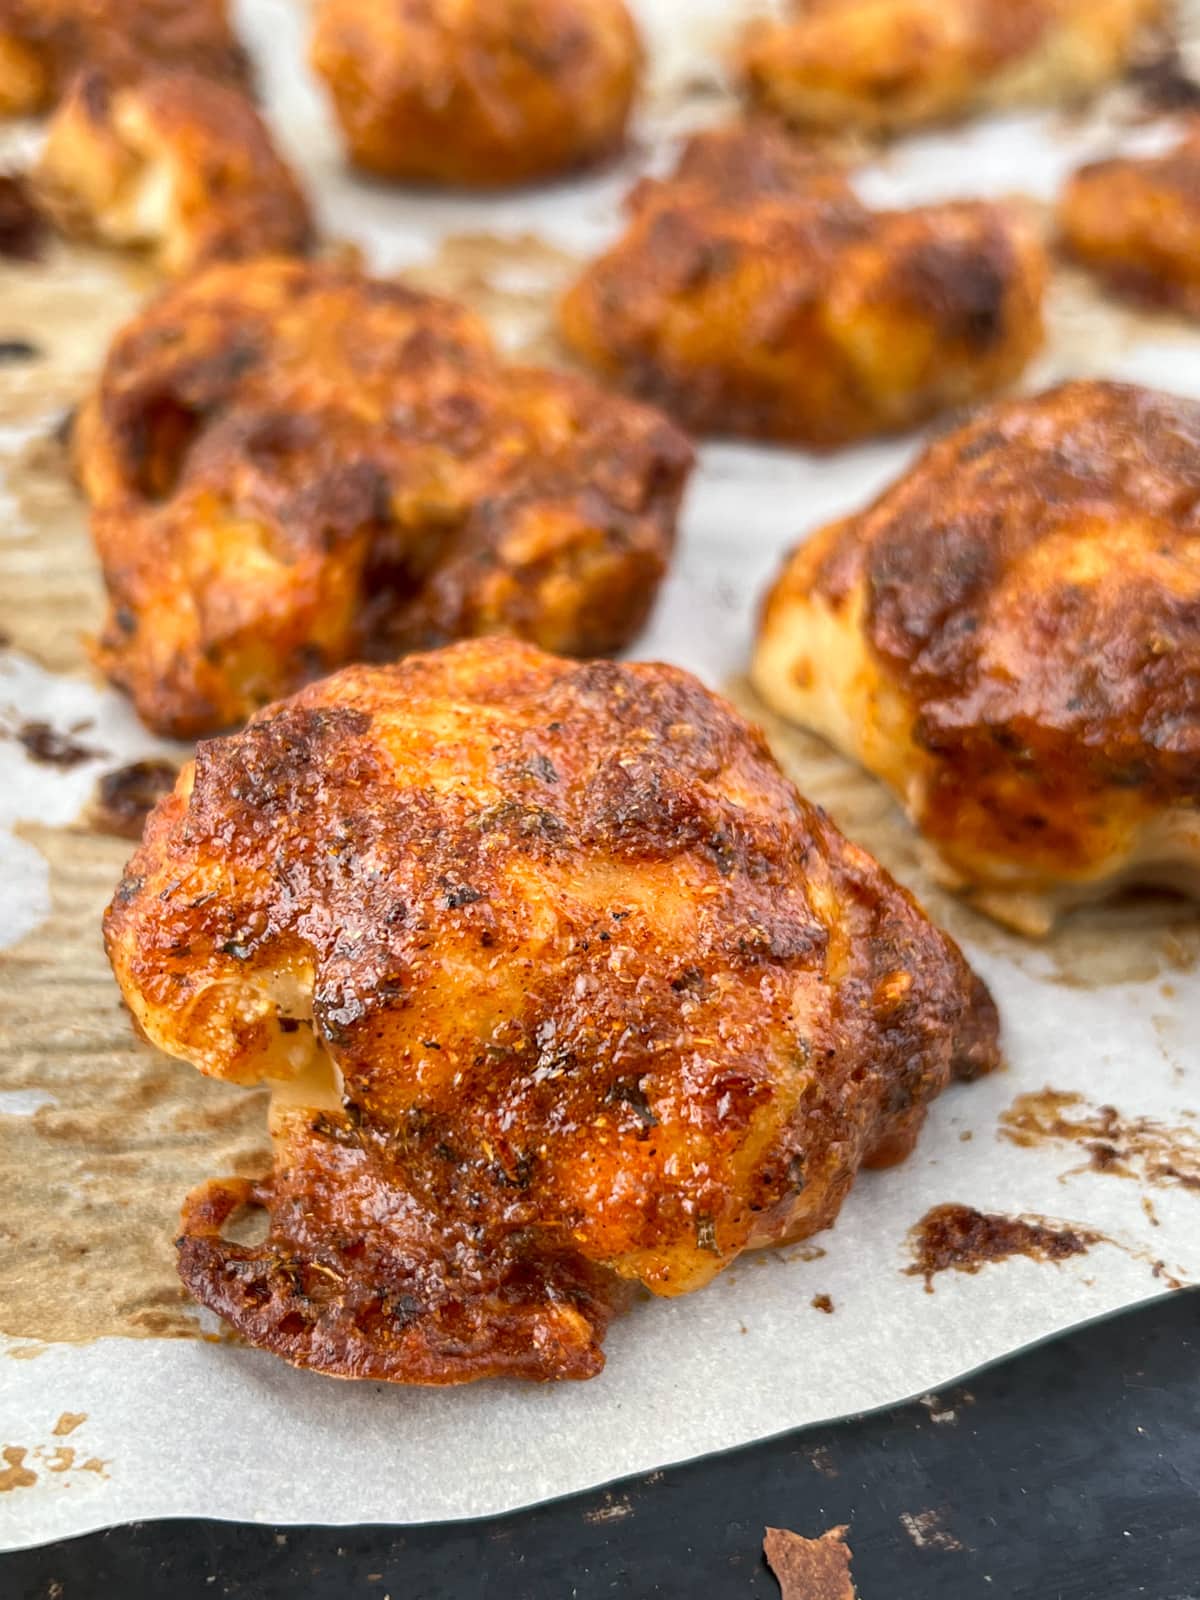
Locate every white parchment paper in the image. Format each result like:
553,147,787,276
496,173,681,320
0,0,1198,1552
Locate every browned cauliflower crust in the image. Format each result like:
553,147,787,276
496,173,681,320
740,0,1162,135
73,257,693,738
35,70,312,275
753,381,1200,935
0,0,251,117
104,638,1000,1384
1060,121,1200,316
310,0,640,188
559,123,1047,447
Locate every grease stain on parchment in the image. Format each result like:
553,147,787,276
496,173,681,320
404,232,581,366
0,1426,110,1493
0,1446,36,1492
0,245,146,677
0,246,270,1349
0,820,269,1346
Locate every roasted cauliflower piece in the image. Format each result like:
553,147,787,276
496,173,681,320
559,123,1046,446
753,381,1200,935
104,638,999,1384
1060,121,1200,316
73,257,692,738
35,70,312,275
740,0,1162,136
310,0,640,188
0,0,251,117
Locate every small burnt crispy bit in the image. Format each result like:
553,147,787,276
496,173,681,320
1060,122,1200,316
0,170,46,258
310,0,640,188
36,71,313,275
739,0,1162,136
764,1525,856,1600
753,380,1200,935
0,0,252,118
104,637,999,1385
558,122,1046,447
91,757,179,839
74,257,693,737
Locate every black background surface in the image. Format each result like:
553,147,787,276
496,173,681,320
5,1287,1198,1599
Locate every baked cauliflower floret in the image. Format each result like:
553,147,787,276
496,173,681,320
753,381,1200,935
740,0,1162,135
104,638,1000,1384
74,257,693,738
310,0,640,188
0,0,251,117
1060,122,1200,316
559,122,1046,446
35,70,312,275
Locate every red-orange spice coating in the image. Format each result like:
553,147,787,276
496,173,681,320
73,257,693,738
36,69,313,275
559,121,1046,446
0,0,252,116
104,638,999,1383
755,381,1200,918
738,0,1162,136
310,0,640,188
1060,121,1200,317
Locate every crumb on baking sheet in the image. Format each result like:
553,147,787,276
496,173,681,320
806,1445,839,1478
764,1524,856,1600
899,1507,965,1552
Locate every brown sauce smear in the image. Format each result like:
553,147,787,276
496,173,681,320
907,1203,1101,1291
90,759,179,840
1000,1090,1200,1191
